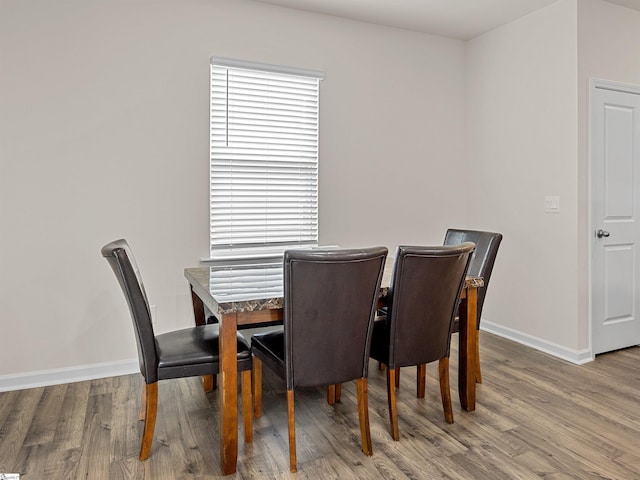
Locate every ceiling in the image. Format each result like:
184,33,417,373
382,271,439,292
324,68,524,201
252,0,640,40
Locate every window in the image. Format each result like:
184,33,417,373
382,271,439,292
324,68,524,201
209,57,323,261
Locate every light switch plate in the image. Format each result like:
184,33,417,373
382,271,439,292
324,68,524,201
544,195,560,213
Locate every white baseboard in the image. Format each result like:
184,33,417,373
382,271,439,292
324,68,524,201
0,358,139,392
481,320,593,365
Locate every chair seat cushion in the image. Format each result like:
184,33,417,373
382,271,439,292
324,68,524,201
251,330,286,380
156,324,251,380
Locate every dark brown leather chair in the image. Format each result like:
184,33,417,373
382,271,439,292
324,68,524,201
369,243,474,440
101,239,253,460
444,229,503,382
251,247,388,472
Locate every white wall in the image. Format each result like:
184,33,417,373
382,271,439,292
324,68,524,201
0,0,466,381
465,0,582,354
577,0,640,349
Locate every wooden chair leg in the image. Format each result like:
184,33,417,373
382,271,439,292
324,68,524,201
253,357,262,419
395,367,400,389
416,364,426,398
327,385,336,405
241,369,253,444
287,390,297,473
438,357,454,424
327,383,343,405
475,332,483,383
139,382,158,460
203,374,216,392
386,369,399,441
356,378,373,456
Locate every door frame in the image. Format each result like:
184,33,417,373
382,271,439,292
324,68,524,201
589,77,640,357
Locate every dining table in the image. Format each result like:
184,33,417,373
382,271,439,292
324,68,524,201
184,257,483,475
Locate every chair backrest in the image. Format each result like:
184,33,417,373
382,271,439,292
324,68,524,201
101,239,158,383
283,247,388,389
385,243,475,368
443,229,502,322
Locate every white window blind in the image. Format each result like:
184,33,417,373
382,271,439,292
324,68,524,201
210,58,323,260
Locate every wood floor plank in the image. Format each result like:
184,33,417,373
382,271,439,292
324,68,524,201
51,380,91,451
0,387,43,470
0,333,639,479
0,390,19,430
159,379,208,479
22,383,68,447
41,447,81,479
108,456,146,480
75,392,112,480
110,374,142,461
12,443,50,479
482,368,637,476
511,450,582,480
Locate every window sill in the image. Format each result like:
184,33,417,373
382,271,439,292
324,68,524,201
201,244,341,266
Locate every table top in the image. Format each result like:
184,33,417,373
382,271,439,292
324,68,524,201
185,259,483,316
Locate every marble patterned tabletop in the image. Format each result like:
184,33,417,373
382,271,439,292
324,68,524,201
185,257,483,316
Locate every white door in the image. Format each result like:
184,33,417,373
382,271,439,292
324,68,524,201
591,80,640,355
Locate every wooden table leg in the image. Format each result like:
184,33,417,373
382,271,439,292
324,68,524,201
191,286,214,392
190,286,206,326
219,312,239,475
458,286,478,412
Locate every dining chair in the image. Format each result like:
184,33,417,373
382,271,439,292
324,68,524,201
443,228,503,382
101,239,253,460
369,243,474,440
251,247,388,473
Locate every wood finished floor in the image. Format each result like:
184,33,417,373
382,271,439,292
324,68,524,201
1,332,639,479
